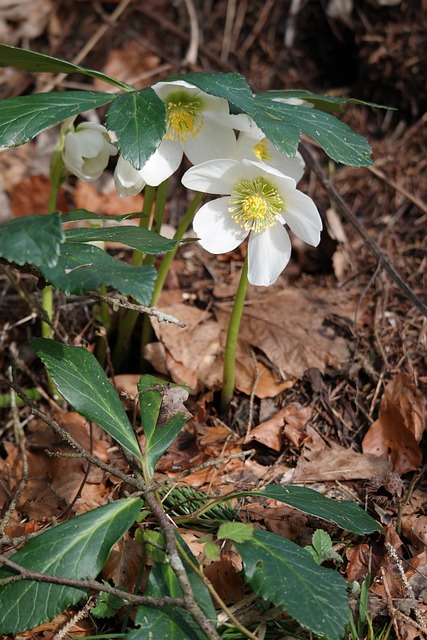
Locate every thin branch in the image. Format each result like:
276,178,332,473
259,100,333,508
299,142,427,318
145,489,221,640
0,553,183,608
182,0,199,65
87,291,186,327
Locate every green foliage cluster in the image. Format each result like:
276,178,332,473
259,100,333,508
0,44,383,639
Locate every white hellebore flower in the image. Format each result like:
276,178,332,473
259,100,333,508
125,80,238,188
114,155,146,197
63,122,118,182
182,159,322,287
233,117,305,183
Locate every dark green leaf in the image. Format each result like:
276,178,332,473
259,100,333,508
41,243,156,305
0,44,133,91
236,529,349,640
253,96,373,166
65,226,178,254
138,376,187,478
61,209,144,224
257,90,392,114
30,338,142,462
258,485,382,535
0,498,142,634
106,89,166,170
164,71,255,115
0,212,64,269
0,91,114,147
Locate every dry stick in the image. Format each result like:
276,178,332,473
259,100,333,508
299,142,427,318
145,490,221,640
182,0,200,65
367,165,427,217
221,0,237,62
87,290,186,327
0,370,29,536
0,553,183,608
0,373,141,490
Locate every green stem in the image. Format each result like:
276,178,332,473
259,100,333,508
221,255,249,412
131,185,156,265
151,191,203,306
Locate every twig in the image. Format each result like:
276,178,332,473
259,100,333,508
145,489,221,640
0,553,183,608
182,0,200,65
0,372,143,491
244,349,260,442
0,368,29,536
87,290,186,327
299,142,427,318
221,0,237,62
367,165,427,217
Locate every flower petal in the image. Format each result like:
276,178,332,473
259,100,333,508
247,223,292,286
114,156,146,197
282,188,323,246
193,197,248,253
182,159,242,194
182,117,237,165
140,138,183,186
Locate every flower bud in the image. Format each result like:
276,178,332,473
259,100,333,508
63,122,118,181
114,155,146,197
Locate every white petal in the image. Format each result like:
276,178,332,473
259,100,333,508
282,188,323,246
266,146,305,183
183,117,237,165
193,197,248,253
182,159,243,194
114,156,146,196
247,224,292,286
139,138,183,186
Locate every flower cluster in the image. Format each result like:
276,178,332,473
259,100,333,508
61,82,321,286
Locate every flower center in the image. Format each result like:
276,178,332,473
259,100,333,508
165,90,204,142
252,138,272,162
229,177,284,232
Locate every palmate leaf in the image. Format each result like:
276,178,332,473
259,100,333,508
0,44,133,91
106,89,166,170
253,94,373,166
40,243,156,306
30,338,142,462
257,89,390,114
0,212,64,269
65,225,178,255
0,91,114,148
236,529,349,640
0,498,142,635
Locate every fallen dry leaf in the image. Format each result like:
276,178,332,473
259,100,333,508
102,532,144,591
10,174,68,216
204,556,245,604
74,181,144,216
362,374,425,474
294,426,392,481
94,40,161,92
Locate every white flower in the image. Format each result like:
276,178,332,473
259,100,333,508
134,80,238,186
182,158,322,287
233,117,305,183
63,122,118,182
114,155,146,197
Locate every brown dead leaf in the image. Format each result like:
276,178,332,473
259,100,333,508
11,175,68,216
204,556,245,604
0,0,53,45
94,40,161,92
73,181,144,216
362,374,425,474
294,426,392,481
102,532,144,591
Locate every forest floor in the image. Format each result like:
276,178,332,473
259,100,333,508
0,1,426,638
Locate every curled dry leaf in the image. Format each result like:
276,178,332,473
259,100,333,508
244,403,311,450
362,374,426,474
203,556,245,604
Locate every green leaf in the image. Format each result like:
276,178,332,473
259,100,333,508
257,485,382,535
164,71,255,115
61,209,144,224
106,89,166,170
253,96,373,166
30,338,142,462
257,90,392,114
138,375,187,479
0,91,114,148
236,529,349,640
0,497,142,635
65,226,178,254
0,44,133,91
217,522,254,543
91,585,127,618
0,212,64,268
306,530,342,565
41,243,156,305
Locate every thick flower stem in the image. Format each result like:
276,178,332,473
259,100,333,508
221,256,249,412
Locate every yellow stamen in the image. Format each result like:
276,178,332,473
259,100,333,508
252,138,272,162
229,177,284,233
165,90,204,142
